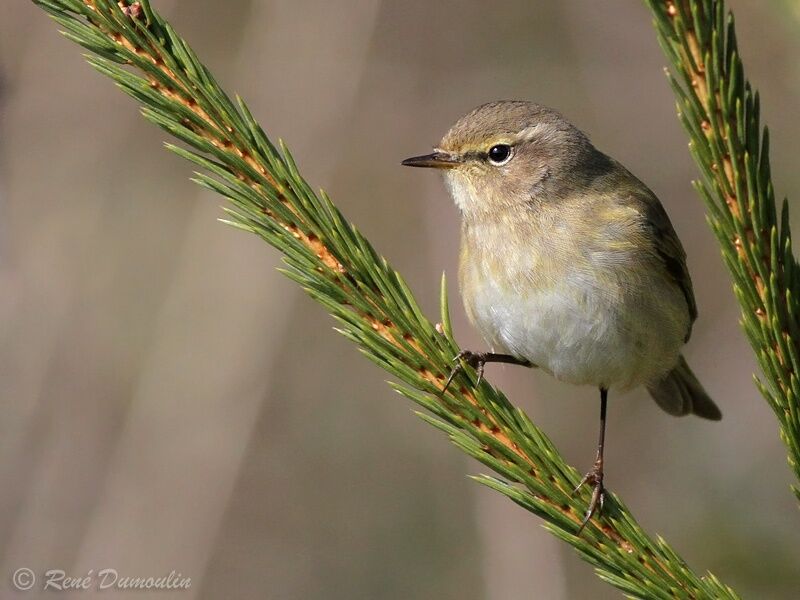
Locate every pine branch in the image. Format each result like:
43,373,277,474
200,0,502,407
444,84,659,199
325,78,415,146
32,1,741,597
645,0,800,501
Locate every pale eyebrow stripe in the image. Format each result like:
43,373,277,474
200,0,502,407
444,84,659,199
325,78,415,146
516,122,558,142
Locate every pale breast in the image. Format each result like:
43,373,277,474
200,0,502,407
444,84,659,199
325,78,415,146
459,221,689,390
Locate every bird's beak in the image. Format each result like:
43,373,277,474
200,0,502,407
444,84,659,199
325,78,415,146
401,151,461,169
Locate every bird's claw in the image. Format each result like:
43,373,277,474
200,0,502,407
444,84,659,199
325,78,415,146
573,460,605,535
441,350,488,396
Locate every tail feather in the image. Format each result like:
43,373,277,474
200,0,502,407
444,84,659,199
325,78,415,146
646,355,721,421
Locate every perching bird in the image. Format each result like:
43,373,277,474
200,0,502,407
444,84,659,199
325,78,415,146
402,101,721,531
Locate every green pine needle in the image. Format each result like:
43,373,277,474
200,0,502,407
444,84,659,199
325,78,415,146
646,0,800,497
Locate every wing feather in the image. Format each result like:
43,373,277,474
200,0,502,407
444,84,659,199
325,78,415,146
636,190,697,341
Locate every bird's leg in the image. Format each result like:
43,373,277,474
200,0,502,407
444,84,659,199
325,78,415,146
441,350,533,395
574,387,608,534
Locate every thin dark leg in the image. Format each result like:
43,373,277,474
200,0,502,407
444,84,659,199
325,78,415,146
441,350,533,395
574,387,608,534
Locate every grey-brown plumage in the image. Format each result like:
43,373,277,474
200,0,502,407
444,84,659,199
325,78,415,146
648,356,720,419
403,100,721,530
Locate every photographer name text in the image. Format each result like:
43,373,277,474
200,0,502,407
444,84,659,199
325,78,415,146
11,567,191,592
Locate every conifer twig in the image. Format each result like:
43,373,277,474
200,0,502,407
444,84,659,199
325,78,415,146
32,0,743,597
646,0,800,501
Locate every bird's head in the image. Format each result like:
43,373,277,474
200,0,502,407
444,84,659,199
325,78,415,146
403,101,600,219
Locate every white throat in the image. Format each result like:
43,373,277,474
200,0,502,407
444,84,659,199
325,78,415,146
443,170,479,214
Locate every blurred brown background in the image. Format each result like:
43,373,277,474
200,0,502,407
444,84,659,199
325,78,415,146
1,1,799,598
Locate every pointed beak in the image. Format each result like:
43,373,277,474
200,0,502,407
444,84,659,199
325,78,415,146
401,151,461,169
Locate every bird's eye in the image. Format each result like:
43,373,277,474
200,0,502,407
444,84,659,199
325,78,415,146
487,144,513,165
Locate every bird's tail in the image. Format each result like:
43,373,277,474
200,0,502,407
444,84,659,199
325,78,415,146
646,355,722,420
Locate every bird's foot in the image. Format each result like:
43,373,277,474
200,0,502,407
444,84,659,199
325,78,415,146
440,351,533,396
573,458,605,534
442,350,488,396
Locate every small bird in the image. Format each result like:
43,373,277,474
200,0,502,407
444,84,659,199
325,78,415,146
402,101,721,531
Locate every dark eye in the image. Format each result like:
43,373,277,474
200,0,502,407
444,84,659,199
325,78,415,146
487,144,513,165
